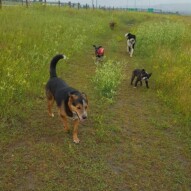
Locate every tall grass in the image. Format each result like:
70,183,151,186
0,5,112,117
1,6,190,125
136,20,191,123
92,60,124,100
136,20,186,56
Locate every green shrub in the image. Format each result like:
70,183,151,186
92,60,124,99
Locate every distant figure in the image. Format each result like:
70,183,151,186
109,21,116,30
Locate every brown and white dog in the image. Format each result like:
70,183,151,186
45,54,88,143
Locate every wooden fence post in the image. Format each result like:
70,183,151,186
68,1,71,8
26,0,28,7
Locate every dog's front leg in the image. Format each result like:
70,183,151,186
145,80,149,88
134,78,139,88
128,47,131,54
47,98,55,117
127,41,130,53
131,74,135,85
73,119,80,143
130,48,134,57
58,108,70,132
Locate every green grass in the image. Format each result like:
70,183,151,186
0,5,191,191
93,60,125,99
0,5,110,117
136,19,191,120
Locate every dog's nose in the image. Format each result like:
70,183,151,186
82,115,87,120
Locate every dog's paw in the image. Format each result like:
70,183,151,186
73,138,80,144
64,127,70,133
49,113,54,117
133,86,137,88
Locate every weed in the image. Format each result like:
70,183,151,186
135,20,191,122
92,60,125,99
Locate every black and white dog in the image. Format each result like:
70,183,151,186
131,69,152,88
125,33,136,57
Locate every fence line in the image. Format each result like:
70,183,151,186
2,0,117,10
1,0,178,14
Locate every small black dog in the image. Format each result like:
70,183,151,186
93,45,104,58
131,69,152,88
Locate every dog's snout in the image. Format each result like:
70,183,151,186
82,115,87,120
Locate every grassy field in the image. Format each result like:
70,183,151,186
0,5,191,191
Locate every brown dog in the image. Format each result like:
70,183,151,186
45,54,88,143
109,21,116,30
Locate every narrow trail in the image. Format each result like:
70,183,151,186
102,39,191,190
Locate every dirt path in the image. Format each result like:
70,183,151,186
104,64,191,190
97,34,191,190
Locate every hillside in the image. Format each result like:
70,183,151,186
155,3,191,15
154,3,191,14
0,6,191,191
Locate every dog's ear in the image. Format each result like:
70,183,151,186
141,69,145,74
68,93,78,104
81,92,88,104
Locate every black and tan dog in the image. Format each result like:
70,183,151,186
45,54,88,143
131,69,152,88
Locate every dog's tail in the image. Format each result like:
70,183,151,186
49,54,66,78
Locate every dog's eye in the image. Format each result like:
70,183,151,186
77,106,81,110
85,106,88,109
